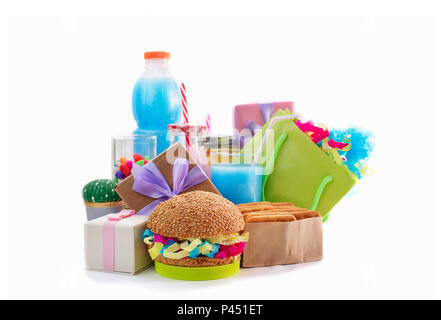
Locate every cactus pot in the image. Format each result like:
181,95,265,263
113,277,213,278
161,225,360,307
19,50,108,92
84,201,124,221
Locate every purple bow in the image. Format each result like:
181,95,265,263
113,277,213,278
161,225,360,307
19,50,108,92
244,103,274,135
132,158,209,216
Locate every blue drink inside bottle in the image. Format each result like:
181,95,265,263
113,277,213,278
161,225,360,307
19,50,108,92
132,51,182,154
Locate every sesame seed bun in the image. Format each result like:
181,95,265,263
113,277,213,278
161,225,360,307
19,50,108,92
146,191,245,239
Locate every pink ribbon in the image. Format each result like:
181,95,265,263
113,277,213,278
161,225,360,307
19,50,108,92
296,120,330,144
328,139,349,149
102,210,135,272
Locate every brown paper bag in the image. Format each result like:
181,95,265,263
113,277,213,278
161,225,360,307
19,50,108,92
115,143,220,213
241,217,323,267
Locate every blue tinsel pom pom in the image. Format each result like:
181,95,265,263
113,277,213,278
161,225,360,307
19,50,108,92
329,127,374,179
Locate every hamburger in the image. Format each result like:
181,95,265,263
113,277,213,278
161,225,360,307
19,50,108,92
143,191,248,269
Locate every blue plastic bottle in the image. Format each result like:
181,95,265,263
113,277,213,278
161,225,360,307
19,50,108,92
132,51,182,153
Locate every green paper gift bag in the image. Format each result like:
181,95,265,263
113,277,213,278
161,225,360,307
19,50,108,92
242,110,356,221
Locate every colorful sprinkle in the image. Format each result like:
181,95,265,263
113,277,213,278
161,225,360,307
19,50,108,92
133,154,143,162
115,171,124,180
120,164,131,177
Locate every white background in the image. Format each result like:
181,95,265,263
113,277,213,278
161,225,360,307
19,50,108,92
3,1,441,299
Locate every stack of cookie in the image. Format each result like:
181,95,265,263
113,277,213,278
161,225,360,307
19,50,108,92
237,201,321,223
238,201,323,268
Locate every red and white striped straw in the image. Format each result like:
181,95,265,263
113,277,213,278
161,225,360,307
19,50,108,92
180,83,191,148
205,113,212,134
180,83,189,124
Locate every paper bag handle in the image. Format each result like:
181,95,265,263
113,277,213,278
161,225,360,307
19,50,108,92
254,114,296,164
261,132,288,201
310,175,333,211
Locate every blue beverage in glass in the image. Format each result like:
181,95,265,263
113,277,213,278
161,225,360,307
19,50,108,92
132,51,182,154
210,163,263,204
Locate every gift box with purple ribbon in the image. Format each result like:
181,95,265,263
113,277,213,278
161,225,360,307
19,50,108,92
233,101,294,134
115,142,220,215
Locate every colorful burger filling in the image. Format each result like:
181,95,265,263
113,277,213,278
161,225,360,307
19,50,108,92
144,230,248,260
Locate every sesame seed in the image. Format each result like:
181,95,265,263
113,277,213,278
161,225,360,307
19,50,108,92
146,191,244,238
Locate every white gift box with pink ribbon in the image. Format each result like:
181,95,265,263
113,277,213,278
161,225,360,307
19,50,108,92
84,210,152,274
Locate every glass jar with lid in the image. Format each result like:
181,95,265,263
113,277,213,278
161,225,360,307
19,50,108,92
167,124,208,175
202,135,263,204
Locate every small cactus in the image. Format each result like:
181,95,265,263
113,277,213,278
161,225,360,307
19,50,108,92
82,179,121,203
